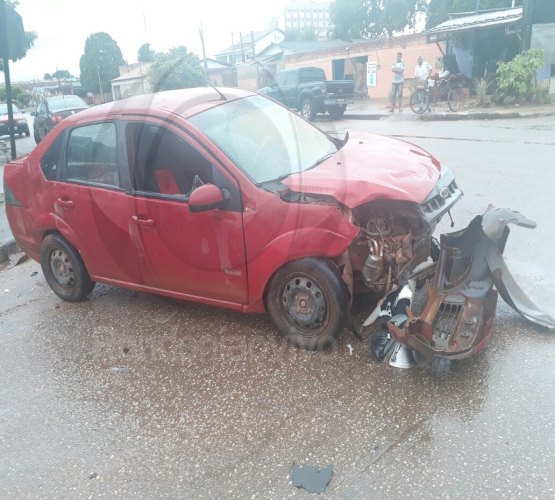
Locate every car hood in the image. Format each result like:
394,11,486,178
282,130,441,208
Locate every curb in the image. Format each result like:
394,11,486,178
0,236,18,264
344,110,555,121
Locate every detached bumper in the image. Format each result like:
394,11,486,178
388,206,555,365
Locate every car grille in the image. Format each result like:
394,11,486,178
421,179,459,216
432,300,463,341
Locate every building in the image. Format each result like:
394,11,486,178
111,63,152,101
200,58,238,87
284,1,331,40
213,28,285,66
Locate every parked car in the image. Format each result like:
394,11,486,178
259,67,355,120
0,103,30,137
3,88,461,350
32,94,88,144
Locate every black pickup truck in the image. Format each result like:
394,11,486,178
259,67,355,120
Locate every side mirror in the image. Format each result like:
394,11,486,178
30,111,36,116
189,184,229,212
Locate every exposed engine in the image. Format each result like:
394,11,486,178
349,202,432,293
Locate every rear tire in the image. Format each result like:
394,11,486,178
300,98,315,121
33,129,41,144
328,106,345,120
25,129,30,137
447,88,460,112
40,234,95,302
266,258,349,350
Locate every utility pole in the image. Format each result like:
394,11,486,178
521,0,534,51
0,0,16,159
239,32,245,63
199,23,209,83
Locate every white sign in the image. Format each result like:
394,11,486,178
367,62,377,87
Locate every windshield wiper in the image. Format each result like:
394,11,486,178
257,152,336,186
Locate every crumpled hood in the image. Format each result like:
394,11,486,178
282,130,441,208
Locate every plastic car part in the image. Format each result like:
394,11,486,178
388,207,555,367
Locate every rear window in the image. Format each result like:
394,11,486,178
49,96,87,113
0,103,20,114
299,68,325,83
66,122,119,187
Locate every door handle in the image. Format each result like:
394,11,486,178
132,215,155,227
56,198,74,208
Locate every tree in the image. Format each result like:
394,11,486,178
426,0,522,29
43,73,52,81
0,83,22,101
79,32,125,93
148,46,205,92
138,42,155,63
284,26,317,42
52,69,72,80
0,0,37,72
330,0,425,39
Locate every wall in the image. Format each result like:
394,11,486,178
283,34,445,99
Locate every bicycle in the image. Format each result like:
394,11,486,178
409,75,462,114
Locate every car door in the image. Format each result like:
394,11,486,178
125,120,248,304
35,101,46,138
53,121,143,285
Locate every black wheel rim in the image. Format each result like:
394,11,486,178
281,274,327,336
49,248,76,289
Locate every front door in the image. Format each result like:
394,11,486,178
125,121,248,304
53,121,142,284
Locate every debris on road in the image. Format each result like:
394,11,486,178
291,463,333,494
110,366,130,373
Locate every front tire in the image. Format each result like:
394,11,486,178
300,98,315,121
40,234,95,302
34,129,41,144
266,258,350,350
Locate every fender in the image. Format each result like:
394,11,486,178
243,224,359,313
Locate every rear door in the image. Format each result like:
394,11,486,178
124,120,248,304
53,121,142,284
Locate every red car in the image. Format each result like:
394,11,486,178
3,88,461,349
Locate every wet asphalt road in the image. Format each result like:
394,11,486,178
1,114,555,498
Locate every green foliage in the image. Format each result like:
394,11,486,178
43,73,52,81
138,43,155,63
496,49,545,103
473,77,493,105
284,27,317,42
79,32,125,93
426,0,522,29
330,0,425,39
149,47,205,92
0,1,37,72
0,84,23,102
52,69,72,79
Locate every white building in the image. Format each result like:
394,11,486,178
111,63,152,101
284,1,331,40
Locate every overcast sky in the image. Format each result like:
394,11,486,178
9,0,289,82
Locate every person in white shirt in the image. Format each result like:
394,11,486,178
414,56,433,112
414,56,432,81
390,52,405,112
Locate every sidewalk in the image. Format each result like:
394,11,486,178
344,98,555,121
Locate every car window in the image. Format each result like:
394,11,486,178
274,72,286,87
49,96,87,112
0,103,20,114
40,134,63,181
126,122,214,199
65,122,119,187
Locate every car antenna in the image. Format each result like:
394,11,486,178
206,80,227,101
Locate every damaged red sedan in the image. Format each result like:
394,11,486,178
3,88,462,350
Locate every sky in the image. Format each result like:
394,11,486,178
8,0,290,82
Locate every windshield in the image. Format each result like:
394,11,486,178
189,95,337,184
49,96,87,112
0,103,20,114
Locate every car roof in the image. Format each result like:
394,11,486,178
45,95,86,102
62,87,255,125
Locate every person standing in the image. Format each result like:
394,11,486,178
390,52,405,112
414,55,432,112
